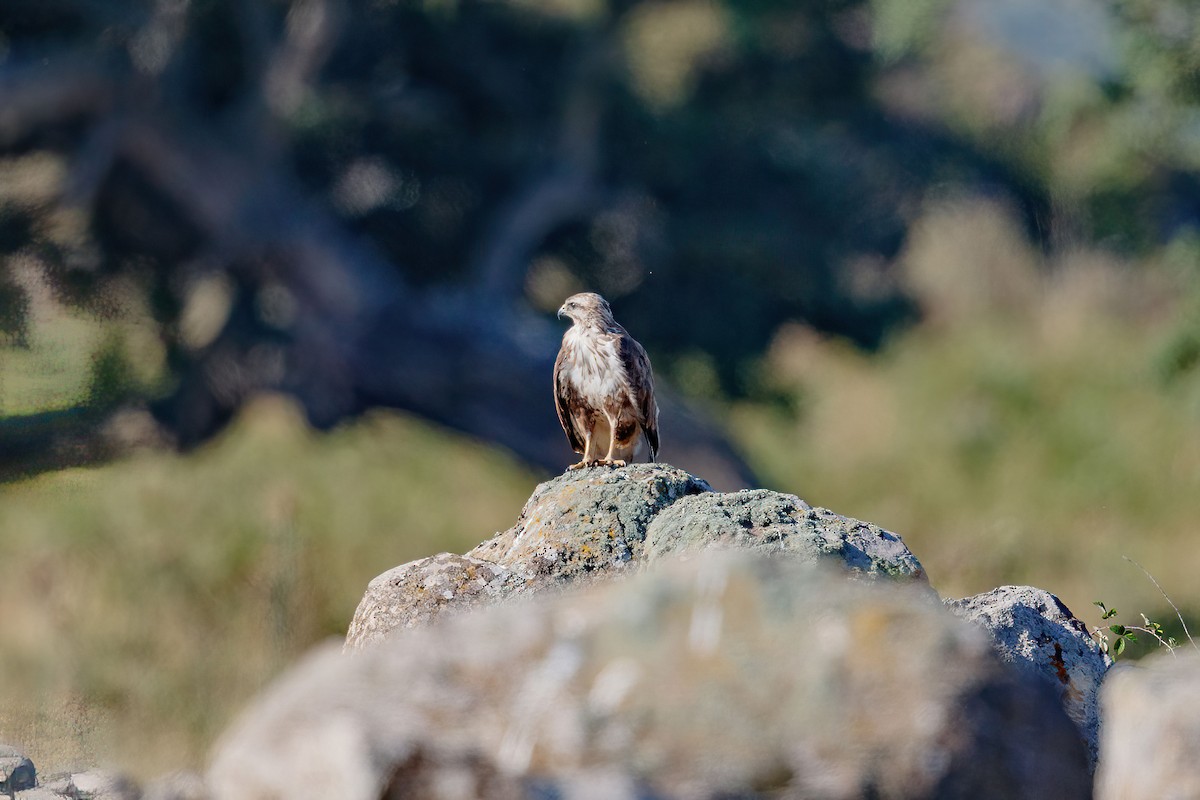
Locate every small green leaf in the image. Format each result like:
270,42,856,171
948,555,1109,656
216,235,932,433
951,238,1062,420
1102,609,1118,619
1110,625,1126,635
1094,601,1106,611
1124,632,1138,643
1114,637,1126,656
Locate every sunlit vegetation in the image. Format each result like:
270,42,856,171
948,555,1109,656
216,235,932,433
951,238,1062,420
0,395,536,777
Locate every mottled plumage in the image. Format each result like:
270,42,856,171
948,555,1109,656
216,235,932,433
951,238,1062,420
554,293,659,469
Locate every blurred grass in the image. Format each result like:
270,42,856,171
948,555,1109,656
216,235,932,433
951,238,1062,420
0,312,97,416
731,199,1200,661
0,396,538,778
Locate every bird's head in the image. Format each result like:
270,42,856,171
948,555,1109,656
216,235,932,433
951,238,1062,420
557,292,614,327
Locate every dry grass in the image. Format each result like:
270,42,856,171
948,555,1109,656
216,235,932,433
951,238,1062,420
0,397,538,778
732,198,1200,653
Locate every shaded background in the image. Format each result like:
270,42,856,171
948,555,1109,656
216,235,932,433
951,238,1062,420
2,0,1200,779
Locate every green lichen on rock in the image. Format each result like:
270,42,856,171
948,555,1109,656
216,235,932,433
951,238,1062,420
345,553,521,650
645,489,927,582
466,463,712,582
347,464,933,651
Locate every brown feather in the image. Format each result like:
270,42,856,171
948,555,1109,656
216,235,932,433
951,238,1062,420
616,326,659,460
553,342,586,455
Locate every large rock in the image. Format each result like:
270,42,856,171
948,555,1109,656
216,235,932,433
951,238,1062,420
0,744,36,793
644,489,927,581
346,465,927,650
948,585,1110,768
29,769,140,800
345,554,521,650
345,464,711,651
1096,650,1200,800
465,463,712,579
216,552,1090,800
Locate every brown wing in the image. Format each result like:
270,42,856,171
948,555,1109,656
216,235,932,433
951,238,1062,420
553,341,586,455
616,327,660,460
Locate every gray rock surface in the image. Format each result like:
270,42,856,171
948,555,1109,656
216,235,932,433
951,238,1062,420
58,769,140,799
13,789,62,800
9,768,141,800
345,553,521,650
466,463,712,579
948,585,1110,768
347,465,928,650
645,489,927,581
216,552,1090,800
0,744,36,793
1096,650,1200,800
32,774,75,796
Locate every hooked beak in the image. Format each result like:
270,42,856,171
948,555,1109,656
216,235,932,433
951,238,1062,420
557,306,566,320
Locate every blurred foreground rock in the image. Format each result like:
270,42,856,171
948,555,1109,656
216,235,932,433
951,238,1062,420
212,552,1091,800
1096,650,1200,800
346,464,926,650
0,744,36,793
6,765,138,800
19,464,1117,798
138,770,209,800
67,770,140,799
948,585,1111,768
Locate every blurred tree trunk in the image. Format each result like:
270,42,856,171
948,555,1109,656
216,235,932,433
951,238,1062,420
0,33,754,487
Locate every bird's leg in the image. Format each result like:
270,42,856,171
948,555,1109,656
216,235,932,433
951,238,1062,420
600,412,627,467
568,429,594,470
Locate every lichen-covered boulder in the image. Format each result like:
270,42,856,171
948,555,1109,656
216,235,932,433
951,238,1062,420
466,463,711,580
345,553,521,651
216,552,1091,800
947,585,1110,768
347,465,940,650
645,489,926,581
345,464,712,651
1097,651,1200,800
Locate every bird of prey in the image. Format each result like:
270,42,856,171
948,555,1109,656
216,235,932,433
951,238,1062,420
554,292,660,469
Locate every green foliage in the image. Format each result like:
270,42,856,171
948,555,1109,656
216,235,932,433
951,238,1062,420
0,269,28,345
869,0,952,60
86,334,135,409
6,0,1200,437
17,0,1200,420
1092,601,1181,660
731,239,1200,651
0,308,100,417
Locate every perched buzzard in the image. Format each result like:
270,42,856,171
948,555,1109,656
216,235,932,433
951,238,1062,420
554,292,660,469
